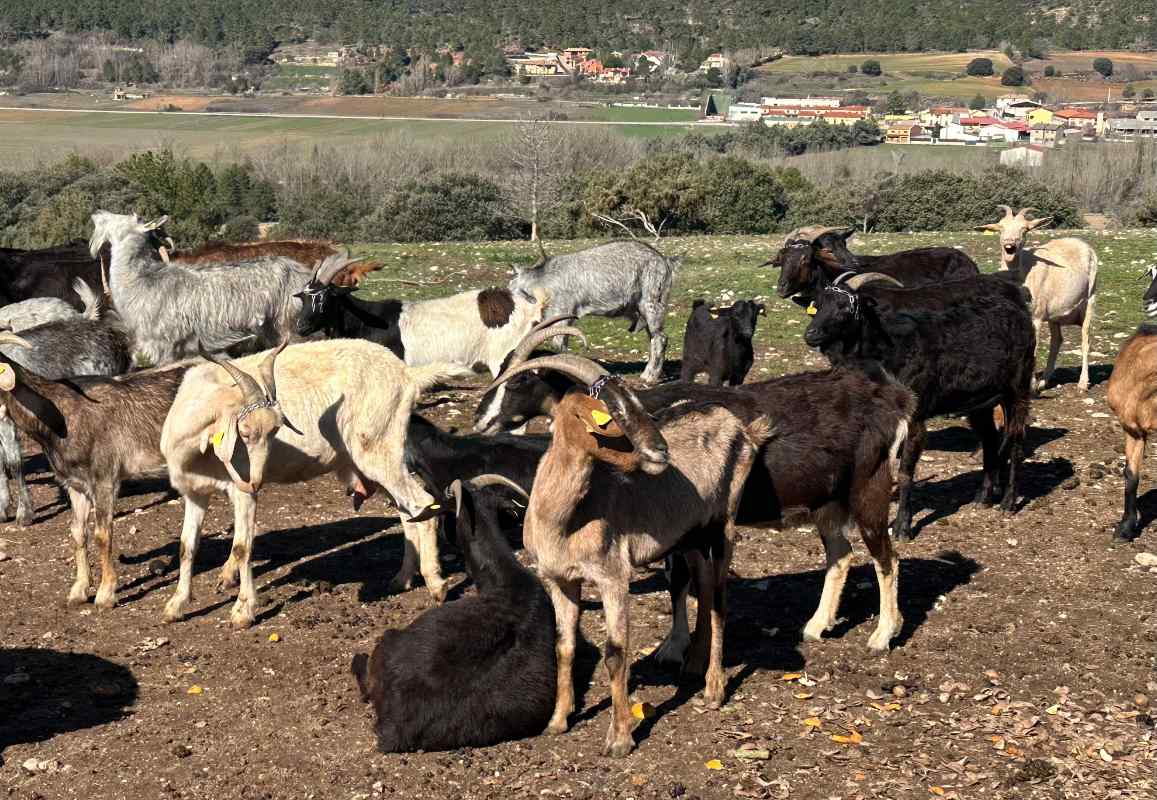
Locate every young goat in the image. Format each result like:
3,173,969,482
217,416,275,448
978,205,1098,392
490,352,769,757
680,299,765,386
1107,324,1157,542
0,279,132,526
352,476,556,752
90,211,323,365
160,339,471,627
0,332,188,607
296,255,550,377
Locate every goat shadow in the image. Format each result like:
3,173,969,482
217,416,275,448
577,550,980,747
1045,363,1113,391
926,424,1066,457
0,648,138,766
19,452,177,525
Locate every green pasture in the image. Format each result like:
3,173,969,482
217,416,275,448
350,230,1157,381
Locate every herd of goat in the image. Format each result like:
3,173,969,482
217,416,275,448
0,205,1153,758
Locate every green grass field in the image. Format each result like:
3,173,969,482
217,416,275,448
348,230,1157,379
264,64,337,91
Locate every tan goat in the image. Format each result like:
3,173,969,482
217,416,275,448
1106,324,1157,542
979,205,1098,392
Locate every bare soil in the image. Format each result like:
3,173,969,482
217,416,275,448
1,366,1155,800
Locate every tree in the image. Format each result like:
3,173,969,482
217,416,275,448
1043,64,1056,77
1093,57,1113,78
339,69,371,95
1001,65,1027,86
885,90,908,115
861,59,882,76
966,57,994,76
847,64,858,74
1143,88,1155,102
504,116,566,242
969,93,988,110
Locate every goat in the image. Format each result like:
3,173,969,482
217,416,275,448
765,225,979,304
351,475,556,752
159,339,472,627
0,332,189,606
89,211,323,365
475,338,917,661
680,299,765,386
0,279,132,527
508,240,679,385
0,297,78,332
978,206,1098,392
296,256,550,378
489,351,769,757
0,241,106,310
804,271,1035,540
1106,324,1157,542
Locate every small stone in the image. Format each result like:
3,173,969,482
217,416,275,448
891,685,907,698
1061,477,1080,490
0,551,9,562
1134,693,1150,709
669,784,687,799
314,580,334,596
1135,553,1157,568
171,744,193,758
149,559,168,576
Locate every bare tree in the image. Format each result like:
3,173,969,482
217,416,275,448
503,115,566,242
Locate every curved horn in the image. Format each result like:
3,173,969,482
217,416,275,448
257,339,291,402
831,271,858,286
0,332,32,349
1017,206,1038,219
198,344,265,404
488,353,608,393
998,204,1014,219
503,315,583,370
465,474,531,503
845,272,903,290
314,253,353,286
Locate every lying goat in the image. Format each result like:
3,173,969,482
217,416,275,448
0,279,131,526
0,332,188,606
805,271,1034,540
1107,324,1157,541
297,255,549,378
766,225,978,303
509,240,679,385
979,205,1098,392
476,336,917,662
491,352,770,757
680,299,765,386
0,297,77,332
160,339,471,627
90,211,322,365
352,476,556,752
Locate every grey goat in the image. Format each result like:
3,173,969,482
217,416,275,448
0,279,132,526
509,240,679,385
89,211,323,365
0,297,78,332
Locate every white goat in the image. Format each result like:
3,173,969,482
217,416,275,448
979,205,1098,392
0,296,78,332
159,339,470,628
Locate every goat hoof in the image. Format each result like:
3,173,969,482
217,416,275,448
66,586,90,606
94,589,117,610
15,511,34,528
602,734,635,759
652,636,689,668
426,581,448,605
230,612,256,630
545,716,571,736
801,619,830,643
866,624,901,653
215,574,239,593
387,575,416,595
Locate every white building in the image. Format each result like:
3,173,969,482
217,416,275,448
760,96,841,110
1000,145,1045,167
726,102,764,123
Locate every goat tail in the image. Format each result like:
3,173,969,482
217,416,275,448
405,362,478,394
72,278,102,321
888,418,909,481
743,415,776,451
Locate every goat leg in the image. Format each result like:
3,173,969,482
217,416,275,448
91,483,118,609
163,493,211,623
653,555,692,667
681,551,715,679
891,422,925,542
598,577,635,758
65,488,93,606
0,415,33,527
228,485,259,629
803,503,854,642
1116,432,1145,542
544,577,582,736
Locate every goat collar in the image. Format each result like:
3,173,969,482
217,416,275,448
237,398,278,422
827,283,860,318
588,374,619,400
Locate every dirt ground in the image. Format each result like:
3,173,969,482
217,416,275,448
1,360,1155,800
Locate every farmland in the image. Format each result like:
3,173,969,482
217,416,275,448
2,229,1156,799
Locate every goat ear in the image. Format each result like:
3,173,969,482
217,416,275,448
406,500,452,523
975,223,1002,232
756,304,766,315
201,413,239,464
142,215,169,231
0,363,15,392
1027,216,1053,231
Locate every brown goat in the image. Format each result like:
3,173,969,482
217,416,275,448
1106,324,1157,541
170,240,380,287
490,353,769,757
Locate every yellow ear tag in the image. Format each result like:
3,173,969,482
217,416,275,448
0,365,6,374
806,302,818,316
709,312,719,319
211,430,224,447
590,409,613,427
429,503,440,510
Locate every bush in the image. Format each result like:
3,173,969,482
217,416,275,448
1093,57,1113,78
966,58,994,76
1043,64,1056,77
1123,83,1136,99
969,93,988,110
1001,66,1027,86
846,64,858,74
1144,89,1156,101
220,215,259,242
361,173,523,242
861,59,882,77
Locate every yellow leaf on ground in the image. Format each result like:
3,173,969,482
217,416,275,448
1045,704,1060,715
705,759,724,770
781,673,803,681
268,632,281,643
631,702,656,720
794,692,814,700
930,788,946,796
831,729,863,745
803,717,822,728
186,685,204,695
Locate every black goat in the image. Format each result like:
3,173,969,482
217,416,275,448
765,226,978,303
294,261,405,358
0,242,106,310
680,299,765,386
351,476,556,752
804,272,1035,540
473,335,917,653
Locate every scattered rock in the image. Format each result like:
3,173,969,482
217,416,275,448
1011,758,1055,783
171,744,193,758
1135,553,1157,568
0,550,8,562
20,758,61,774
1061,477,1080,490
1135,693,1150,709
148,558,168,576
669,784,687,798
892,685,908,698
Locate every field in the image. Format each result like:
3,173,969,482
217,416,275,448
3,230,1157,798
755,49,1157,102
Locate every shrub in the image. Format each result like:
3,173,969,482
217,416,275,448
1143,89,1155,101
847,64,858,74
966,58,994,76
1043,65,1056,77
861,59,882,77
1123,83,1136,99
362,173,523,242
1093,57,1113,78
1001,66,1027,86
969,93,988,110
